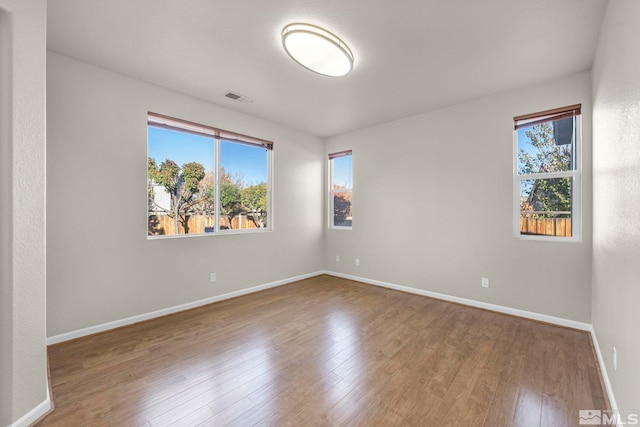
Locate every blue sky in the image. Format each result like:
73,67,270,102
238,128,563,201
517,118,575,174
516,120,575,200
220,141,267,186
332,155,352,189
517,126,540,198
149,126,356,189
517,126,536,168
148,126,267,186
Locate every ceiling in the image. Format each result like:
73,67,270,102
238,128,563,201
47,0,609,138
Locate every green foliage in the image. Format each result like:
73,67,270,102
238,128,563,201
333,192,352,226
148,160,269,231
219,181,241,212
216,168,243,228
152,159,180,195
148,157,159,181
148,156,207,233
181,162,206,194
218,169,240,210
242,183,267,228
241,183,267,212
532,178,571,216
518,123,573,175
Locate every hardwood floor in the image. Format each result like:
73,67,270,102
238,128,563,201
39,275,608,426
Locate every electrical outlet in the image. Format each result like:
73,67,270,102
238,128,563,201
210,273,217,283
336,255,340,262
613,347,617,371
355,258,360,266
481,277,489,288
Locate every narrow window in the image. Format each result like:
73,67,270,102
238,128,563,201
329,150,352,229
514,105,581,240
147,113,272,237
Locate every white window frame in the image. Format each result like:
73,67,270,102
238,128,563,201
513,106,581,242
147,112,273,238
329,150,353,230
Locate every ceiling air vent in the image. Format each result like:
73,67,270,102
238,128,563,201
223,91,254,104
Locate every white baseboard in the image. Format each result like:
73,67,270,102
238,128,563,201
46,271,324,345
322,270,592,330
588,326,620,420
323,270,625,417
10,395,51,427
45,269,618,420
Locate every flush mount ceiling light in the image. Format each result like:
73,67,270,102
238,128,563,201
282,23,354,77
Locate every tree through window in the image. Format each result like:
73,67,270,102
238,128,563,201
514,105,581,240
147,113,272,237
329,150,352,229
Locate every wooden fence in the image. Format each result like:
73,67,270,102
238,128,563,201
151,213,570,237
149,214,258,235
520,217,571,237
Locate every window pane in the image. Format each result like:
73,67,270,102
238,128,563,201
148,126,215,236
519,178,572,237
333,192,352,227
220,140,268,230
517,117,575,175
332,155,352,189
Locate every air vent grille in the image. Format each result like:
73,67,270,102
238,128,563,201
224,91,254,103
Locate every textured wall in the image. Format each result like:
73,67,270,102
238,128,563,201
0,0,49,424
592,0,640,412
325,72,593,322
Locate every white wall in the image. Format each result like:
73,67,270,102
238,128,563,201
325,72,593,322
0,0,49,425
592,0,640,412
46,52,324,337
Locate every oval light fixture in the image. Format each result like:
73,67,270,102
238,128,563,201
282,23,354,77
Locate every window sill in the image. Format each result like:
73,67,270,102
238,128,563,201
147,228,272,240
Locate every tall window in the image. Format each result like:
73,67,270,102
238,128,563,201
147,113,272,237
514,105,581,240
329,150,352,229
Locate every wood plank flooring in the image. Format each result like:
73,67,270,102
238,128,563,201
38,275,609,426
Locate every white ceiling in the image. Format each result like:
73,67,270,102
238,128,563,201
47,0,609,138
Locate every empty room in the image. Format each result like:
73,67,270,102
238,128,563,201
2,0,640,426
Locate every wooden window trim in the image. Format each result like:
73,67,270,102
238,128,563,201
328,149,352,160
513,104,581,130
148,112,273,150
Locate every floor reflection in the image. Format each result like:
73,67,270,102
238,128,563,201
323,308,364,413
137,333,276,425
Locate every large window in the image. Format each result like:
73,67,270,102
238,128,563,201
514,105,581,240
329,150,352,229
147,113,272,237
